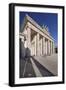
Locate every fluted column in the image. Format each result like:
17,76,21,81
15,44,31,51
49,41,51,55
47,40,51,55
40,38,43,56
53,42,55,54
50,41,53,54
43,37,45,56
27,27,31,48
36,33,40,56
35,35,37,56
27,27,31,56
45,39,47,55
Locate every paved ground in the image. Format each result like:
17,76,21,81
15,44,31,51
31,57,54,77
19,54,57,78
34,54,58,75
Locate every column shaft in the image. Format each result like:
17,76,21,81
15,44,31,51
40,38,43,56
47,40,50,55
27,27,31,48
35,35,37,56
43,37,45,56
36,33,39,56
27,27,31,56
53,42,55,54
50,41,53,54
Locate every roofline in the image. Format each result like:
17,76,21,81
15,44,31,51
21,14,54,41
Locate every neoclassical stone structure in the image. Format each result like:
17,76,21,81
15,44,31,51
20,14,55,58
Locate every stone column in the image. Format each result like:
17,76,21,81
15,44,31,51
45,39,47,55
35,35,37,56
52,42,53,54
47,40,50,55
40,38,43,56
47,40,48,55
53,42,55,54
50,41,52,54
36,33,40,56
50,41,53,55
43,37,45,56
41,38,43,55
49,41,51,55
46,40,48,55
27,26,31,56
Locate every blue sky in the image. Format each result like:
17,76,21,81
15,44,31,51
19,12,58,47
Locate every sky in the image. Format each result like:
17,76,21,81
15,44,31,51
19,12,58,47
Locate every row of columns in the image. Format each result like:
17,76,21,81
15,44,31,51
27,26,54,56
36,33,54,56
